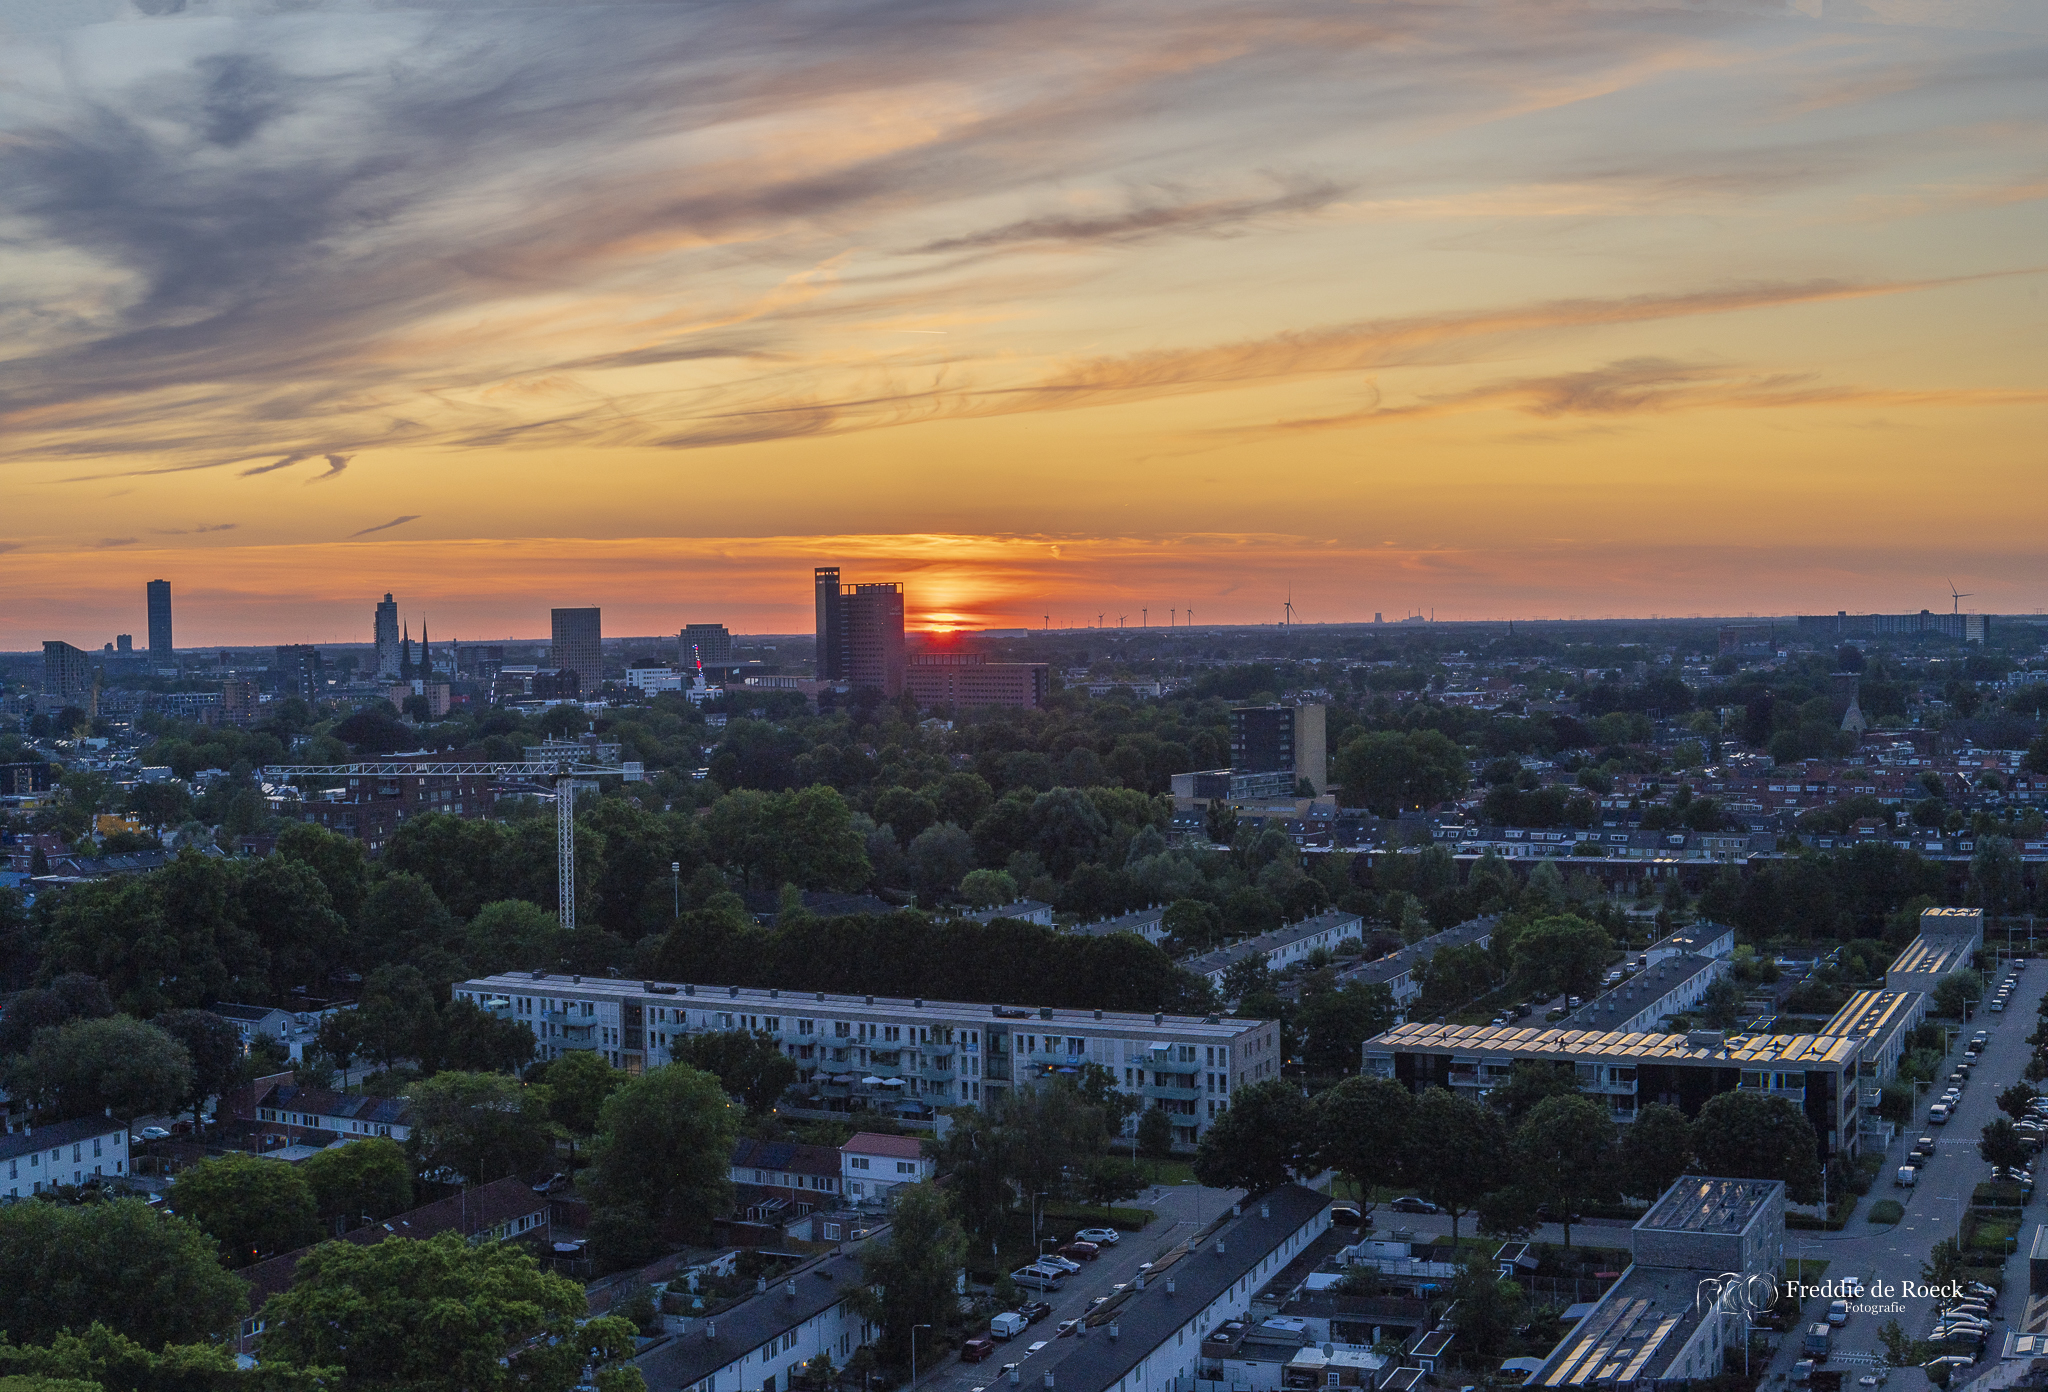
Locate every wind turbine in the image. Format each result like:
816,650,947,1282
1283,587,1297,627
1949,579,1974,615
1097,612,1105,628
1141,608,1147,628
1117,614,1127,629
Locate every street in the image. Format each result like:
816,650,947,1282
916,1181,1245,1392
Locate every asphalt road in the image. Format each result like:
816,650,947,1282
1755,954,2044,1392
916,1182,1245,1392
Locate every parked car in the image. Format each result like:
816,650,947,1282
1895,1165,1917,1188
532,1172,570,1194
1039,1254,1082,1273
135,1126,171,1142
962,1338,997,1363
1011,1266,1065,1291
1328,1205,1363,1227
1017,1302,1053,1325
1389,1196,1439,1213
1055,1321,1079,1339
1931,1104,1952,1124
1075,1228,1121,1245
1058,1241,1100,1261
1828,1300,1850,1326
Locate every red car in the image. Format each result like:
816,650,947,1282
1058,1241,1100,1261
962,1338,996,1364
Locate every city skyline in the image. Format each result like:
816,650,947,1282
4,0,2047,645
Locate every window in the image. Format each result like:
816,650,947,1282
850,1157,870,1170
896,1161,916,1175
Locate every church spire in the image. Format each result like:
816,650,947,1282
400,622,414,681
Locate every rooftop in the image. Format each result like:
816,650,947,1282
1819,988,1924,1047
1536,1265,1713,1387
1365,1021,1860,1068
841,1132,922,1160
1557,954,1716,1031
461,973,1260,1039
0,1115,126,1162
1636,1176,1783,1235
635,1249,867,1390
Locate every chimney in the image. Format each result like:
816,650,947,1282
1154,1013,1164,1026
1216,1240,1226,1255
1166,1278,1176,1295
1135,1275,1145,1290
1109,1324,1120,1341
787,1281,797,1299
1260,1202,1270,1219
706,1321,717,1340
757,1277,767,1294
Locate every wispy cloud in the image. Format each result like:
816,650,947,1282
151,522,240,535
349,515,420,538
310,454,351,483
94,537,139,548
912,175,1349,255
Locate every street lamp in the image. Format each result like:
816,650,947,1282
672,862,681,920
911,1324,932,1384
1183,1178,1202,1231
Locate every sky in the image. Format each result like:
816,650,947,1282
2,0,2046,646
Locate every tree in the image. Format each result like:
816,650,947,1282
1162,898,1223,950
1137,1106,1174,1159
300,1138,414,1230
1932,970,1984,1019
1333,730,1469,816
1998,1083,2039,1121
1080,1156,1143,1213
2,1016,193,1121
672,1030,800,1115
1296,984,1395,1077
1690,1091,1822,1204
405,1071,555,1185
853,1184,967,1366
1981,1117,2030,1172
1508,915,1614,1001
934,1106,1012,1239
259,1231,638,1391
539,1051,622,1159
352,964,441,1069
1410,1087,1508,1243
0,1199,248,1350
1617,1103,1694,1201
905,822,975,904
1310,1075,1412,1208
463,898,565,977
152,1009,243,1131
356,874,460,980
1192,1079,1312,1194
1921,1236,1965,1288
1445,1251,1526,1360
1484,1061,1577,1127
1221,953,1275,1003
1514,1094,1616,1247
582,1064,739,1262
426,998,536,1075
958,869,1017,909
1971,836,2022,918
0,975,113,1057
168,1153,321,1267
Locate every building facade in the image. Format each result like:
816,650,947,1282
551,607,604,694
842,584,904,696
814,567,845,681
146,579,174,658
0,1117,130,1197
41,641,93,704
903,651,1048,709
1229,706,1328,795
683,624,734,667
455,974,1280,1148
374,593,401,677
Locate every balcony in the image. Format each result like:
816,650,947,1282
1146,1085,1203,1102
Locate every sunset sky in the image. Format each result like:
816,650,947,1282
3,0,2046,647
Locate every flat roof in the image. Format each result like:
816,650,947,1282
1537,1267,1710,1387
1636,1176,1782,1235
1819,989,1923,1049
1558,954,1717,1032
1364,1021,1860,1068
460,973,1264,1039
1888,935,1975,979
1646,922,1735,955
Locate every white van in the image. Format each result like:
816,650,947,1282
1896,1165,1917,1188
990,1312,1028,1340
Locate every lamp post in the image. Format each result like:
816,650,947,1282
672,862,681,920
912,1324,932,1385
1183,1178,1201,1231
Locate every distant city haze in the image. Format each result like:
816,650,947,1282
2,0,2045,646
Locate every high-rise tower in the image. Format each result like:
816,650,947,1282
146,579,173,659
551,607,603,694
814,567,844,681
374,593,401,677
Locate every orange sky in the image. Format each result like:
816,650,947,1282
3,0,2046,646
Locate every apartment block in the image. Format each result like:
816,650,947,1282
1229,705,1327,795
0,1117,130,1197
551,607,604,695
903,650,1049,709
455,973,1281,1148
146,579,174,658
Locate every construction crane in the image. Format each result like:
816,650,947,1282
261,749,641,932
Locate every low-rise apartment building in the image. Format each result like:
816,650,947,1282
0,1117,130,1197
455,974,1280,1149
237,1077,415,1146
1556,953,1724,1035
1363,1021,1862,1159
840,1131,930,1204
1181,911,1365,990
633,1246,876,1392
1068,904,1172,947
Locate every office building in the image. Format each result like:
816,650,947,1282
115,634,132,653
146,579,173,658
813,568,905,695
1886,907,1983,992
682,623,733,667
374,593,401,677
814,567,845,680
1229,705,1327,795
455,974,1280,1149
551,607,603,694
1363,1020,1861,1158
903,650,1049,709
41,641,93,704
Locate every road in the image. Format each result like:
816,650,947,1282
1754,955,2043,1392
916,1182,1245,1392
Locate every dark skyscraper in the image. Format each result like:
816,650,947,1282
375,593,401,676
681,623,733,668
814,567,844,681
551,606,603,693
843,583,905,696
146,579,173,658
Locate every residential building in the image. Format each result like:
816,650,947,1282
275,644,323,698
238,1175,548,1353
237,1078,415,1145
41,641,92,703
221,678,261,727
624,666,685,694
1530,1176,1784,1389
843,583,904,696
904,650,1048,709
1364,1021,1862,1157
840,1132,931,1204
1887,909,1983,992
1229,705,1328,795
632,1244,877,1392
374,593,400,677
455,973,1280,1148
115,634,132,653
212,1003,297,1047
0,1117,130,1197
1171,769,1298,804
683,623,734,667
147,578,173,659
1337,917,1496,1017
1180,911,1365,990
1642,922,1736,965
551,607,604,694
949,898,1056,926
814,566,846,681
1820,987,1926,1094
729,1137,843,1223
0,763,55,798
1068,905,1172,947
1035,1185,1333,1392
1555,953,1726,1035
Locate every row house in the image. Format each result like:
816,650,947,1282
0,1117,130,1197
